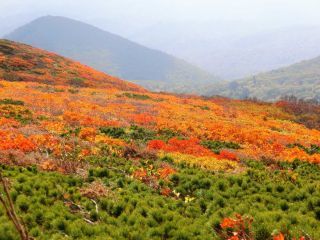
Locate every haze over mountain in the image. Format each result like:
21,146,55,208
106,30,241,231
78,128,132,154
6,16,219,93
2,1,320,82
131,23,320,79
205,56,320,101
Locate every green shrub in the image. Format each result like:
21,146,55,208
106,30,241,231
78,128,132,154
0,156,319,239
122,92,151,100
255,225,271,240
0,99,24,106
287,143,320,155
68,88,79,94
280,202,289,211
127,125,156,142
314,208,320,220
100,126,126,138
201,140,241,153
69,77,86,87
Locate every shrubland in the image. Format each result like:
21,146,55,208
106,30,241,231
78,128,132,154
0,40,319,239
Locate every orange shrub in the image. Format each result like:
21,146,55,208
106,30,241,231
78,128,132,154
0,131,36,153
148,138,216,157
218,150,239,161
130,113,155,125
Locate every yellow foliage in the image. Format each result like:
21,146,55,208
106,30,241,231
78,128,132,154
159,152,239,172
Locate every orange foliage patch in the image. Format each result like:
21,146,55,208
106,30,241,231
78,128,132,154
148,138,239,161
220,217,238,229
0,131,36,152
218,150,239,161
130,113,155,125
148,138,215,157
273,233,285,240
157,165,176,179
1,39,320,169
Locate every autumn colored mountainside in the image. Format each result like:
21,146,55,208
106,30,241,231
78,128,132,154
6,16,220,93
0,41,320,239
1,79,320,166
0,39,144,92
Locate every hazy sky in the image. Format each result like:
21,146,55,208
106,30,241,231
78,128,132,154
1,0,320,36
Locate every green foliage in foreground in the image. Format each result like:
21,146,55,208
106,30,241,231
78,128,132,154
0,158,320,240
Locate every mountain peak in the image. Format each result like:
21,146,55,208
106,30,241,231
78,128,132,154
0,39,145,92
6,16,220,94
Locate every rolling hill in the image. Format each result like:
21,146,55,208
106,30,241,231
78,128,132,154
0,35,320,240
5,16,220,93
205,56,320,101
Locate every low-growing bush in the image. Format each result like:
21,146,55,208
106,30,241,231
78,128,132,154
0,157,319,239
0,99,24,106
201,140,241,154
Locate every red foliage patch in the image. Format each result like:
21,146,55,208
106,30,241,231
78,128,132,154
148,138,216,157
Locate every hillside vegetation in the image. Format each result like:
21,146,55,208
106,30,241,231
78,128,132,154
6,16,219,93
0,39,144,92
0,40,320,239
205,56,320,101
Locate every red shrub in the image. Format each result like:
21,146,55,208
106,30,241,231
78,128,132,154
218,150,238,161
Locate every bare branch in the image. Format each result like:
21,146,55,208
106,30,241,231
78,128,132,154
0,170,31,240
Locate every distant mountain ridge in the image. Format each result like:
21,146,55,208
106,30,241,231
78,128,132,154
6,16,220,93
131,23,320,79
205,56,320,101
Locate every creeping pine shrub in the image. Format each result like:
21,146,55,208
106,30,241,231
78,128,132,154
69,77,86,87
287,143,320,155
157,128,184,141
100,126,126,139
100,125,183,143
201,140,241,154
255,224,271,240
0,105,33,124
122,93,151,100
0,99,24,106
0,156,320,239
1,72,22,81
68,88,79,94
127,125,156,142
100,125,157,143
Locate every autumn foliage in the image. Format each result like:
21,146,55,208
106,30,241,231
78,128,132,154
0,41,319,168
0,39,144,92
219,214,254,240
0,40,319,239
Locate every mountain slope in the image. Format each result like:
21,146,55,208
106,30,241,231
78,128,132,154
205,56,320,101
6,16,220,93
0,36,320,239
0,39,144,92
